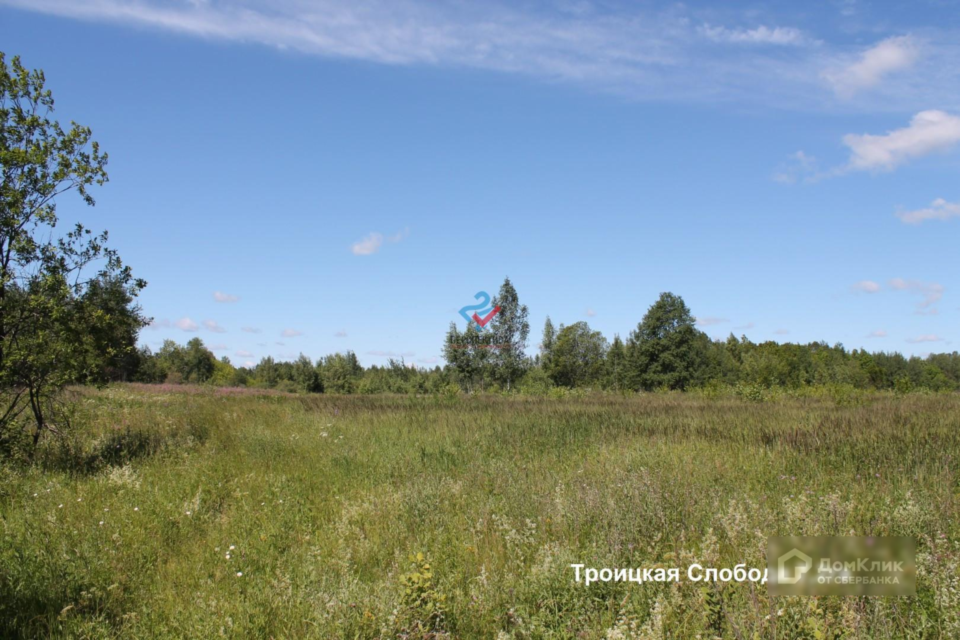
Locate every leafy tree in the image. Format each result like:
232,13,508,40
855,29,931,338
605,334,628,391
626,292,708,390
488,277,529,390
292,353,323,393
545,321,608,388
1,53,146,447
540,316,556,369
443,322,493,392
321,351,362,393
182,338,216,383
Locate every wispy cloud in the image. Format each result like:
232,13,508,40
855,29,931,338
867,329,887,338
889,277,944,311
842,110,960,172
774,329,790,335
351,228,409,255
897,198,960,224
281,328,303,338
175,317,199,332
10,0,960,112
733,322,755,331
241,326,261,334
823,36,919,98
418,356,439,364
695,316,728,326
585,308,596,317
147,318,171,330
773,151,821,184
851,280,881,293
213,291,240,303
351,232,383,256
236,349,254,357
203,319,227,333
699,24,811,47
209,343,229,351
367,350,415,358
334,330,348,338
906,334,943,344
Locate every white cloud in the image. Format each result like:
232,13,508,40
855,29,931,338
281,328,303,337
773,151,821,184
774,329,790,335
824,36,919,98
889,278,944,310
236,350,254,357
16,0,954,113
335,330,348,338
351,228,408,255
842,110,960,172
695,316,728,326
897,198,960,224
209,343,229,351
213,291,239,303
906,334,943,344
367,350,415,358
699,24,810,46
851,280,881,293
203,319,227,333
147,318,171,330
275,341,285,346
243,360,255,368
418,356,439,364
351,232,383,256
176,317,199,332
733,322,755,331
241,326,261,334
585,308,596,317
867,330,887,338
388,227,410,243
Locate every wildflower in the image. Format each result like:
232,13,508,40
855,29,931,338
229,545,235,550
226,553,231,559
134,507,139,511
58,504,63,508
77,498,82,502
236,572,243,577
320,432,328,437
186,511,192,516
99,521,104,526
33,493,38,497
104,508,109,512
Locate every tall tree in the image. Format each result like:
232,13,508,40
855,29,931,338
606,334,628,391
545,321,608,388
1,53,146,447
626,292,708,390
489,277,530,390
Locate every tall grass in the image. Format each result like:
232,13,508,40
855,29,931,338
1,385,958,638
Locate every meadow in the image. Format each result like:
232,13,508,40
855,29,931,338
1,385,958,639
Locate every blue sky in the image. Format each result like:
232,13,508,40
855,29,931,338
2,0,958,366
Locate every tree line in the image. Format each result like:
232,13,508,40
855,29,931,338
2,52,958,453
122,279,960,396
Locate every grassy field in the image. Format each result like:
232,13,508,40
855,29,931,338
1,386,959,638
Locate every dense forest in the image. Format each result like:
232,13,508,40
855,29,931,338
128,279,960,396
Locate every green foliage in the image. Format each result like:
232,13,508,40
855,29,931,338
398,552,447,634
544,321,608,388
488,276,530,390
627,292,709,390
1,52,146,449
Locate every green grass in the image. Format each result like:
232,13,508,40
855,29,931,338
1,386,959,638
